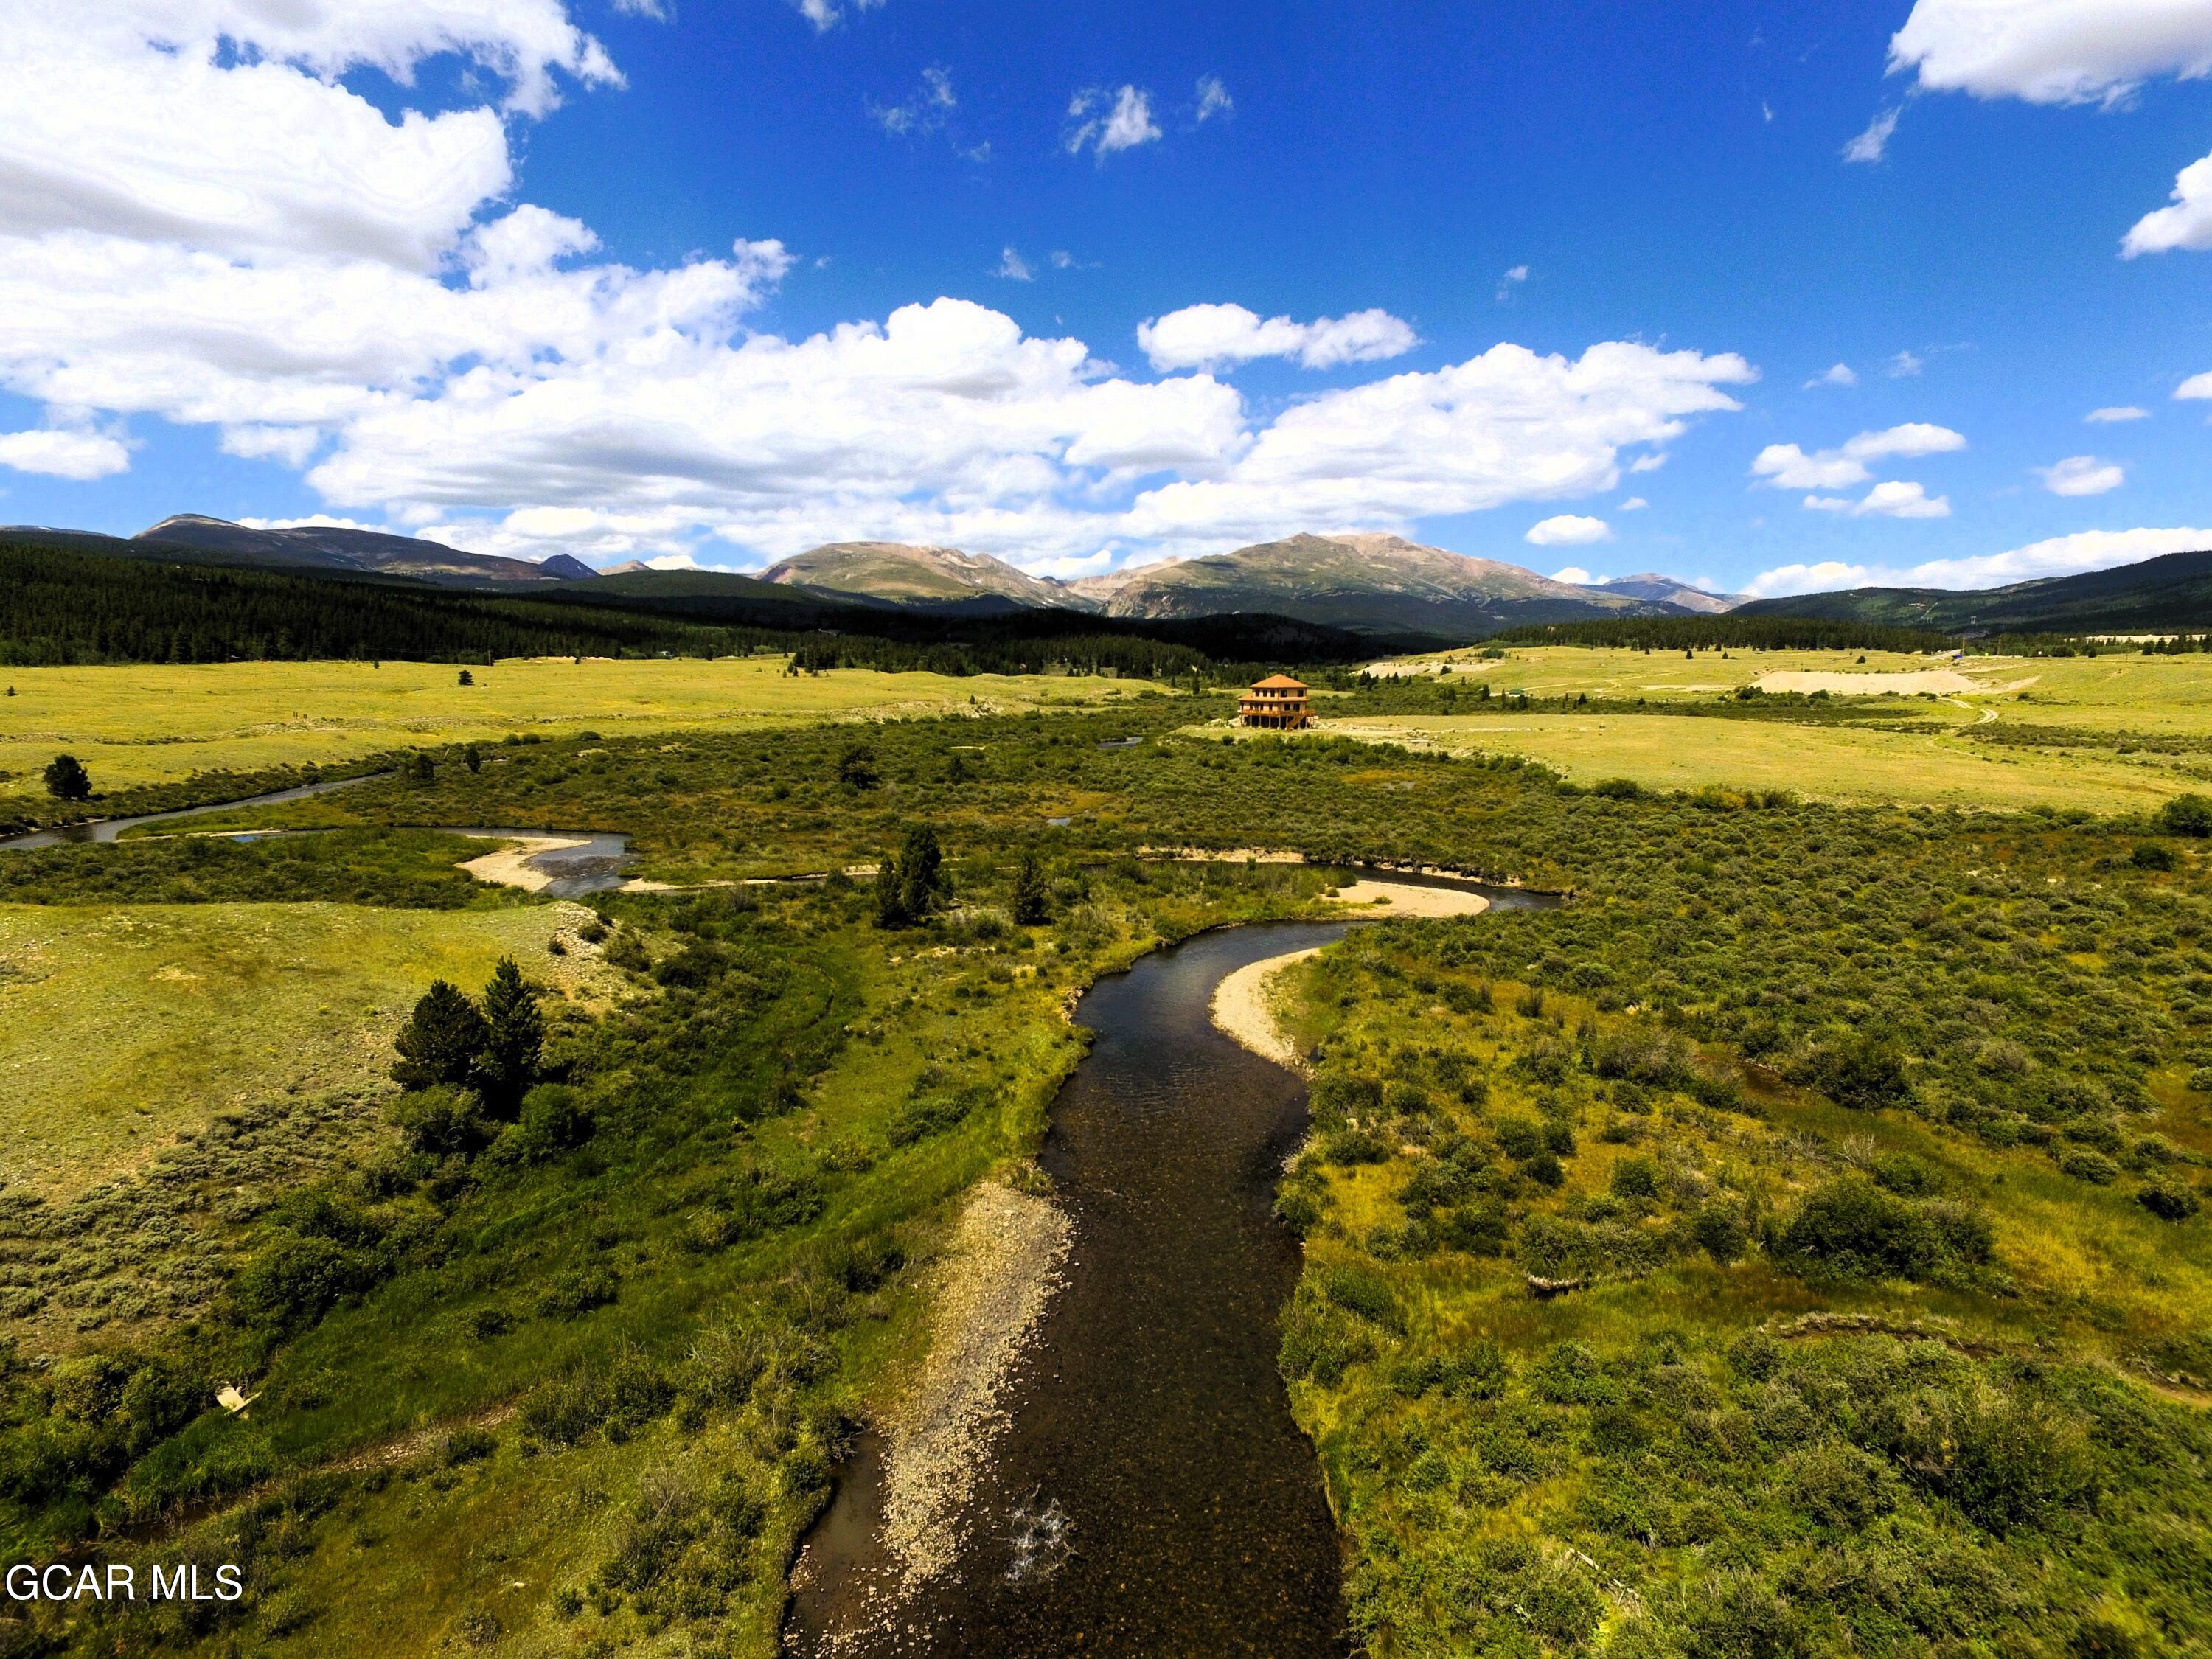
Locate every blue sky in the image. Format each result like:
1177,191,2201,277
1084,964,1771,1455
2,1,2211,597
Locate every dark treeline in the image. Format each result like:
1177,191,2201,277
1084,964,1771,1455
0,538,1407,678
1491,616,1959,653
0,541,738,666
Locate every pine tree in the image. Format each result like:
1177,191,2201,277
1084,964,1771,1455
43,754,90,801
873,857,911,929
1012,850,1049,925
392,980,490,1092
475,957,544,1116
898,825,947,920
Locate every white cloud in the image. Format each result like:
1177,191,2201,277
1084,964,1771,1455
1527,515,1613,546
1066,86,1161,159
1137,303,1419,372
1123,341,1755,546
1194,76,1233,122
1619,496,1649,510
2177,370,2212,400
2039,454,2125,495
1549,566,1600,584
1889,0,2212,106
796,0,886,32
1744,560,1877,598
869,66,956,137
1887,349,1924,378
1751,422,1967,490
0,0,1761,572
0,428,130,479
2088,405,2151,422
1749,526,2212,598
1802,479,1952,518
1843,107,1900,163
1629,452,1668,473
1496,265,1530,303
1805,363,1857,388
0,16,522,273
2126,150,2212,255
996,247,1034,282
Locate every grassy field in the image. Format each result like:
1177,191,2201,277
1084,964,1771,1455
0,900,613,1205
1304,645,2212,810
1324,712,2182,813
0,656,1166,806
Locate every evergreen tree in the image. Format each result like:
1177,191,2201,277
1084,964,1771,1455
463,744,483,773
873,856,911,929
898,825,947,920
475,957,545,1116
392,979,490,1092
1012,850,1050,925
42,754,90,801
408,751,435,784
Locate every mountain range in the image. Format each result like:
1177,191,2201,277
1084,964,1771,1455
758,530,1743,634
1731,548,2212,636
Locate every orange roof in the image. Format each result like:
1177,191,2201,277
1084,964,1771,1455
1250,674,1307,690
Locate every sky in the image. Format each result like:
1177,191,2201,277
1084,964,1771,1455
1,1,2211,599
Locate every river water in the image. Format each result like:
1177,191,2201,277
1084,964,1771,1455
787,880,1557,1657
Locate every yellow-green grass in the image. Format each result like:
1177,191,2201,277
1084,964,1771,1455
0,657,1164,804
0,901,613,1204
1323,712,2188,812
1367,641,2212,731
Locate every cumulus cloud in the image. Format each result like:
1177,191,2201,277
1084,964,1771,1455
1843,107,1901,163
1527,515,1612,546
1888,0,2212,106
1194,76,1233,122
0,428,130,479
1066,86,1160,159
1549,566,1600,584
0,16,521,272
1751,422,1966,490
1137,303,1419,372
0,0,1761,571
1496,265,1530,303
1121,341,1755,546
2088,405,2150,422
1888,350,1924,378
1619,496,1649,510
2126,150,2212,255
1805,363,1857,388
2039,455,2125,495
1802,479,1951,518
1749,526,2212,598
996,247,1034,282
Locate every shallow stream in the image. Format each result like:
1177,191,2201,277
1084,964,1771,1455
787,880,1554,1658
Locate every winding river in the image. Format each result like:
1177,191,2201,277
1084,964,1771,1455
787,882,1553,1658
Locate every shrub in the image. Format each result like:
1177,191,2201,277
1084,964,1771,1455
1809,1032,1911,1110
538,1268,619,1319
390,1085,490,1158
2132,842,2177,870
1495,1116,1546,1161
517,1083,593,1154
1777,1176,1989,1281
1610,1156,1660,1200
1321,1264,1404,1333
232,1234,382,1332
2160,794,2212,837
1691,1200,1748,1265
2139,1180,2201,1221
